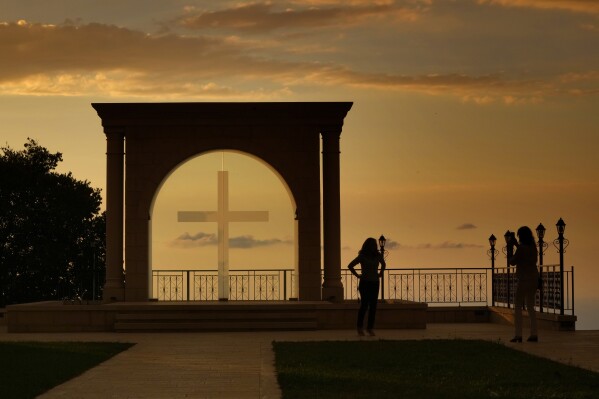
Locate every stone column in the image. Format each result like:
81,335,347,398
321,128,344,301
103,128,125,302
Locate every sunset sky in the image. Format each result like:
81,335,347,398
1,1,598,328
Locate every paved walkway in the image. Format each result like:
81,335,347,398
1,324,598,398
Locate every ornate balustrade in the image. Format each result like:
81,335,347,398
493,264,574,315
151,266,574,315
342,268,488,305
152,269,295,301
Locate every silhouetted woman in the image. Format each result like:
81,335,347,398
348,237,386,336
508,226,539,342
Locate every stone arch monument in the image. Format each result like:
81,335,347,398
93,102,353,302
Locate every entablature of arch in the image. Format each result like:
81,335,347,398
92,102,352,132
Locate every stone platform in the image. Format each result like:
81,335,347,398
5,300,428,333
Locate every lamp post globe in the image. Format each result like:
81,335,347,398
556,218,566,235
378,235,386,250
536,223,546,240
489,234,497,248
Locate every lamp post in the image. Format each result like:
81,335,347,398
488,235,498,306
553,218,568,315
536,223,547,313
536,223,547,265
379,235,386,300
502,230,514,308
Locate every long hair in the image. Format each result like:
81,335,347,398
517,226,536,246
359,237,379,257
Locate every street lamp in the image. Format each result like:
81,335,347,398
378,235,386,253
536,223,548,265
536,223,546,240
488,234,498,306
553,218,568,315
488,234,498,267
536,223,547,313
378,235,387,300
556,218,566,235
502,230,514,308
503,230,511,245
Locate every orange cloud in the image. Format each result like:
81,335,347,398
0,20,242,81
581,23,599,31
289,0,398,5
478,0,599,15
296,67,580,104
178,1,425,33
1,20,597,103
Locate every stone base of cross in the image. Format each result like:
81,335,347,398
178,171,269,300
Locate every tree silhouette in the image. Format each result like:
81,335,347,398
0,139,105,306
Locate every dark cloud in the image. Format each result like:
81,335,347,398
384,238,482,250
385,239,401,250
172,232,291,249
174,232,217,246
416,241,484,249
457,223,477,230
229,235,292,248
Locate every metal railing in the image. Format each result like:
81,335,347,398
342,268,488,306
151,266,574,315
152,269,295,301
493,264,574,315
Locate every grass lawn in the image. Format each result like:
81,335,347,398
0,341,133,399
273,339,599,399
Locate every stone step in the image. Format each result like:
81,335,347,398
114,320,317,332
115,311,316,321
114,308,318,332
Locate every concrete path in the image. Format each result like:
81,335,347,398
1,324,598,398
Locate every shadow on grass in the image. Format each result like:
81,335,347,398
273,339,599,399
0,341,134,399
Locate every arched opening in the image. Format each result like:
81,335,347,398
93,102,352,302
150,150,297,301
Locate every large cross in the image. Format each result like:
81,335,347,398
178,171,269,300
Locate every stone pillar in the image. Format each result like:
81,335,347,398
321,128,344,301
103,128,125,302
